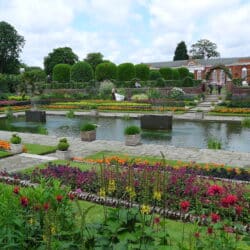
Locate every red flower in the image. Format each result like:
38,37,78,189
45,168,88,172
56,195,63,203
210,213,220,223
194,232,200,238
207,185,224,196
13,186,20,194
33,204,41,211
180,200,190,212
20,196,29,207
221,194,238,208
153,217,160,224
235,205,243,215
43,202,50,211
207,227,213,235
68,193,75,200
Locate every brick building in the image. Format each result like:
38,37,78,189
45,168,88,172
147,56,250,85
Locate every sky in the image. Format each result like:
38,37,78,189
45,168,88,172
1,0,250,68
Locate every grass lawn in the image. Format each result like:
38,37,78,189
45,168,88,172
0,150,12,158
24,143,57,155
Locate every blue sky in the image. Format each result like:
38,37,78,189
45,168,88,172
1,0,250,68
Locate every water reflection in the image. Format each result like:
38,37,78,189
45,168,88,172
0,115,249,152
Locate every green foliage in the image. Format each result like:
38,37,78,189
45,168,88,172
207,138,222,149
84,52,104,70
159,67,173,80
241,117,250,128
178,67,189,80
52,64,71,83
80,123,96,131
135,64,150,81
168,87,185,98
117,63,135,81
149,70,162,80
95,62,117,81
66,110,75,118
0,21,25,74
99,80,115,99
124,125,141,135
147,88,163,99
44,47,78,75
4,106,14,120
131,93,148,101
10,133,22,144
22,69,46,83
190,39,220,59
57,138,69,151
183,76,194,87
173,41,189,61
172,69,180,80
0,73,21,92
70,61,94,82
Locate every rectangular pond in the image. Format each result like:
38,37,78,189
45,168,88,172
0,115,249,153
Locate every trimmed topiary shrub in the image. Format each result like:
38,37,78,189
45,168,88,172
10,134,21,144
159,67,173,80
183,76,194,87
124,125,141,135
52,64,71,83
57,138,69,151
117,63,135,81
80,123,96,131
149,70,162,80
70,62,94,82
135,64,149,81
178,67,189,80
172,69,180,80
95,62,117,81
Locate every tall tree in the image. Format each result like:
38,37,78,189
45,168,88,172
173,41,189,61
84,52,104,71
189,39,220,59
0,21,25,74
44,47,78,75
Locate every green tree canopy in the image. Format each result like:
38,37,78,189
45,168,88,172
117,63,135,81
0,21,25,74
173,41,189,61
84,52,104,71
95,62,117,81
70,61,94,82
52,64,71,83
135,64,149,81
189,39,220,59
44,47,78,75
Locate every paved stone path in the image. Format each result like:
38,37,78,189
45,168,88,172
0,130,249,172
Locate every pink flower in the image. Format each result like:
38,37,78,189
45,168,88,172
207,227,213,235
235,205,243,215
207,185,224,196
13,186,20,195
194,232,200,238
153,217,160,224
221,194,238,208
43,202,50,211
180,200,190,212
210,213,220,223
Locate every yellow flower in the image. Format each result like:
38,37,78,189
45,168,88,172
42,235,47,241
99,188,106,198
153,191,162,201
108,179,116,193
51,225,56,234
28,218,34,225
140,204,151,215
125,186,136,199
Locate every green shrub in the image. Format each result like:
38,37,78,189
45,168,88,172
57,138,69,151
159,67,173,80
207,138,221,150
168,87,185,98
178,67,189,80
80,123,96,131
99,80,115,99
135,64,149,81
70,61,94,82
22,69,46,83
149,70,161,80
95,62,117,81
4,107,14,120
117,63,135,81
172,69,180,80
241,117,250,128
131,94,148,101
66,110,75,118
147,88,163,99
124,125,141,135
10,134,22,144
182,76,194,87
0,74,21,93
52,64,71,83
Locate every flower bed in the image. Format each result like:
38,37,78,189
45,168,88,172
8,160,250,225
211,107,250,114
0,140,11,151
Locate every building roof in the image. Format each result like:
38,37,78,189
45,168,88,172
146,56,250,69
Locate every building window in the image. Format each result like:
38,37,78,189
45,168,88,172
212,70,217,83
197,70,202,80
241,67,247,79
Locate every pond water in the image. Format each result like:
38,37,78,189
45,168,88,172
0,115,249,153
